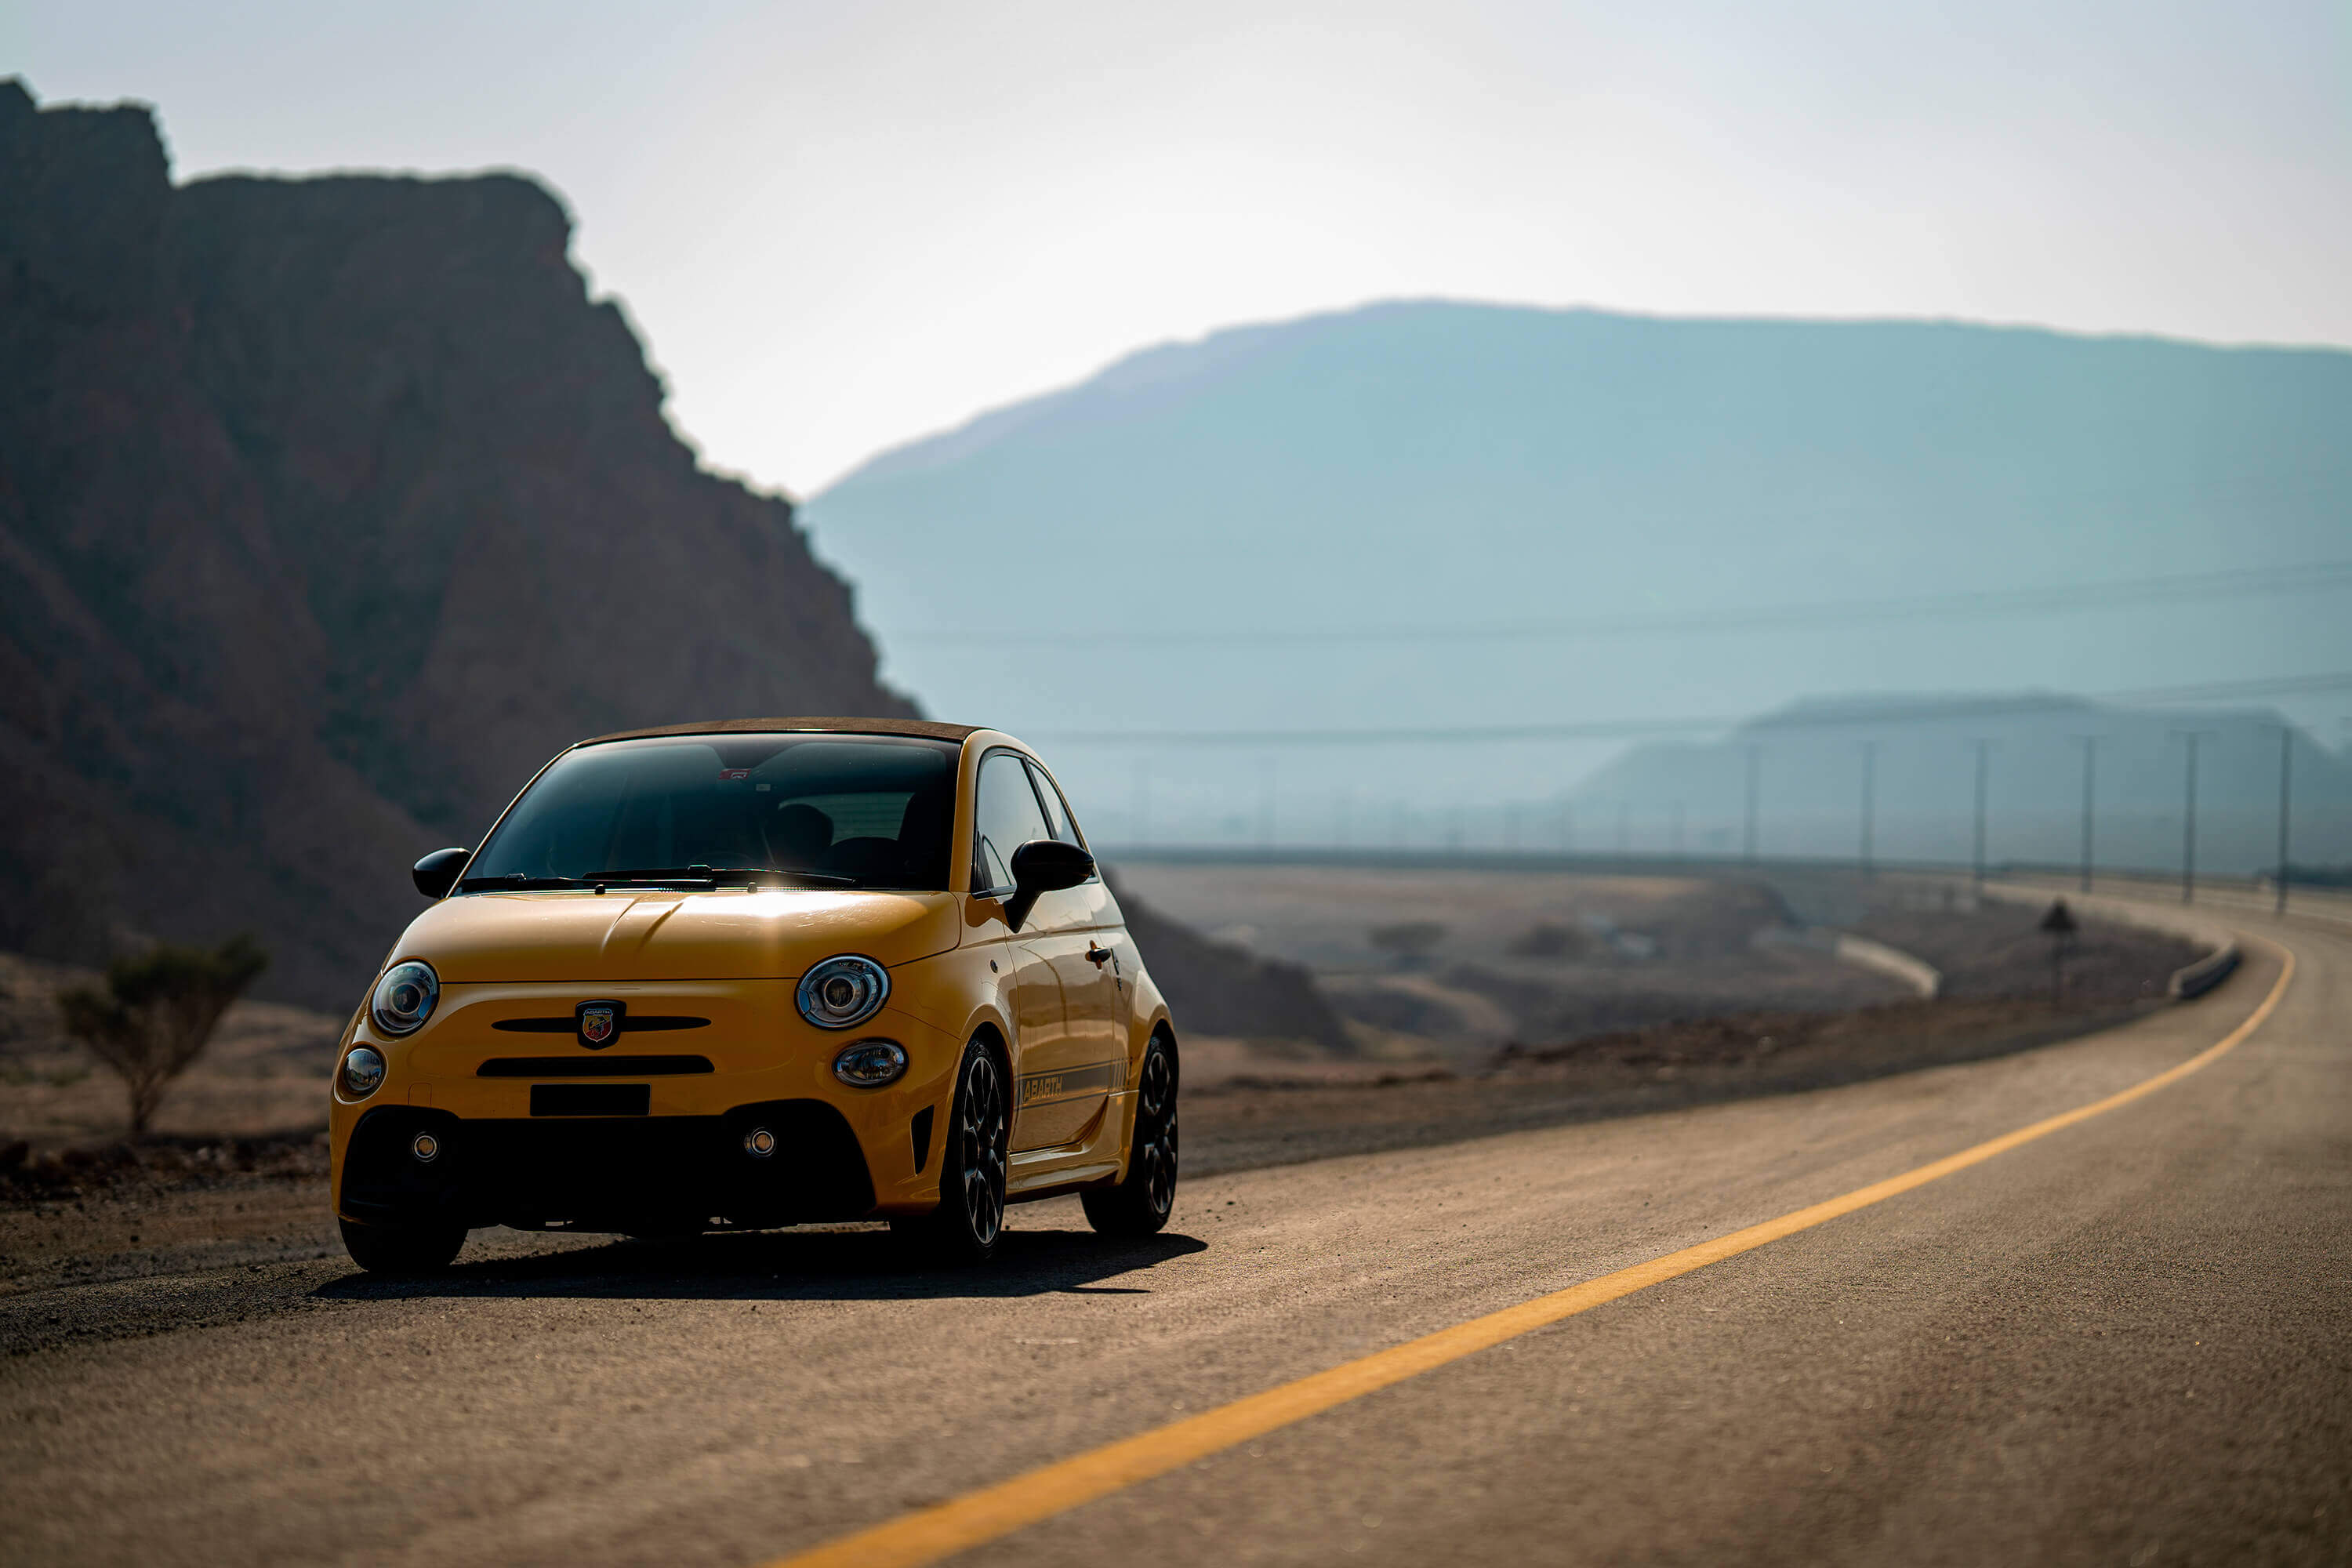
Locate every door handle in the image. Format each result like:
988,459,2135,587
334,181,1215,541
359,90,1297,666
1086,942,1112,965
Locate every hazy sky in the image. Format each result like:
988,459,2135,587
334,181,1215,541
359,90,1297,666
13,0,2350,494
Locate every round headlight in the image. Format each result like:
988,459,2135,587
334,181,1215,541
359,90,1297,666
341,1046,387,1098
371,960,440,1037
796,955,888,1030
833,1039,909,1088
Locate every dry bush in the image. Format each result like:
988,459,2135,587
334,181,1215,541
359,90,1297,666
57,936,269,1134
1368,921,1448,967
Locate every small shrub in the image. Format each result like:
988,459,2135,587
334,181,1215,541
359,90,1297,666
1506,921,1586,960
1368,921,1448,967
57,935,268,1134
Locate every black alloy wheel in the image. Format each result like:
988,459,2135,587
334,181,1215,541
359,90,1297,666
894,1039,1010,1265
338,1217,466,1275
1082,1035,1178,1237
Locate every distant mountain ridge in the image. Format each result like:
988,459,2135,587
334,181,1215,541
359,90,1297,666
1565,691,2352,873
0,82,913,1002
804,297,2352,841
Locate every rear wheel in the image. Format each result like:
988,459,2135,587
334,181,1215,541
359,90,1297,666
338,1217,466,1275
1083,1035,1178,1237
891,1039,1009,1265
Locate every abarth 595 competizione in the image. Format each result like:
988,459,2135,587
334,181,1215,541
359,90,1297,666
329,718,1180,1272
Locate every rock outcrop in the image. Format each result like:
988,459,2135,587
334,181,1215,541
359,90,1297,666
0,81,914,1003
1108,875,1354,1051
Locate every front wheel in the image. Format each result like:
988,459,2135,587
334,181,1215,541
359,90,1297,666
1083,1036,1178,1237
892,1039,1010,1265
339,1217,466,1275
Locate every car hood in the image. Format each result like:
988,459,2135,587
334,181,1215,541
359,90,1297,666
391,888,963,984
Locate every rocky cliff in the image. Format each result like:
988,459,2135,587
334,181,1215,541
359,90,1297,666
0,81,915,1004
1107,876,1354,1051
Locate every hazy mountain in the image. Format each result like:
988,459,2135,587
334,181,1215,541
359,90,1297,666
0,82,912,1002
1561,694,2352,876
804,299,2352,841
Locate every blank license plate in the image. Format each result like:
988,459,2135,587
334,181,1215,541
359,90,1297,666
530,1083,652,1117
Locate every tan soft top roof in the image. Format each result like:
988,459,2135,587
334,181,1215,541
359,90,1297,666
581,717,982,746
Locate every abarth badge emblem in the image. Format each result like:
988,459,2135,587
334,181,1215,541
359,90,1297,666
576,1000,623,1049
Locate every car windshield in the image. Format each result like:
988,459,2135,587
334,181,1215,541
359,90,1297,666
464,735,960,891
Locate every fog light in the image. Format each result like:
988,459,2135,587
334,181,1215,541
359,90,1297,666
410,1131,441,1163
833,1039,909,1088
743,1127,777,1159
340,1047,387,1098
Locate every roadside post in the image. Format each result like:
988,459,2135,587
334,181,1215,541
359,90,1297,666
2041,898,2078,1004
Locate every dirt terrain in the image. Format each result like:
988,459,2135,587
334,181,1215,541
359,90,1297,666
1110,862,2198,1051
0,867,2203,1319
0,952,347,1151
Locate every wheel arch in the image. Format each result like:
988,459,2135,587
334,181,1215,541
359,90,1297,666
1126,964,1174,1073
967,1018,1013,1088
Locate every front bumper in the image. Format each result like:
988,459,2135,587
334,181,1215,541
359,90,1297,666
339,1100,878,1230
329,978,960,1229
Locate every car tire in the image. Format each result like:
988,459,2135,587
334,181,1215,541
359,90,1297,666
892,1038,1010,1265
1082,1034,1178,1238
338,1217,466,1275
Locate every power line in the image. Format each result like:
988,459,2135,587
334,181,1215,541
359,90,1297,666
895,560,2352,648
1029,670,2352,748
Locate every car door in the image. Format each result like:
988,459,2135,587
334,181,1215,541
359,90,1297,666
970,750,1100,1150
1024,757,1127,1075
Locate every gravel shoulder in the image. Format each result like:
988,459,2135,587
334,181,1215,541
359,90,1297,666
5,993,2160,1348
0,867,2205,1347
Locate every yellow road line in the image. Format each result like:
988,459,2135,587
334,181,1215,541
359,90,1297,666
770,938,2296,1568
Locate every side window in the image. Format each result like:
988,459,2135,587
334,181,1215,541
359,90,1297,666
971,751,1054,893
1025,760,1087,848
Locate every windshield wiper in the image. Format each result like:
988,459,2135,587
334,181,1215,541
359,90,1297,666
607,866,861,889
457,867,859,893
459,874,597,891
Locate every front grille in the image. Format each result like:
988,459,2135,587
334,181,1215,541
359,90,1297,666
477,1055,713,1077
490,1015,710,1033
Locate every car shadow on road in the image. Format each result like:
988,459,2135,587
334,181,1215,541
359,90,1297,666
310,1224,1209,1303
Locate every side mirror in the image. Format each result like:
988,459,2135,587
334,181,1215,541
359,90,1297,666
412,847,472,899
1003,839,1095,932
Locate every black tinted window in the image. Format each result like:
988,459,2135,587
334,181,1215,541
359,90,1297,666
470,735,960,890
971,751,1052,892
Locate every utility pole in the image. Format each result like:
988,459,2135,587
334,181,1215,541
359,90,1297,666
1743,744,1762,866
2174,731,2215,903
2275,725,2292,917
1258,757,1276,857
2071,735,2100,894
1970,739,1993,893
1859,741,1877,880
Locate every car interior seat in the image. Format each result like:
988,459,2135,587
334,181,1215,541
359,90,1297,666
763,801,833,869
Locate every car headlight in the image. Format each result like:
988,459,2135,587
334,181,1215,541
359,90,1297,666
341,1046,387,1098
833,1039,909,1087
371,960,440,1036
797,955,888,1030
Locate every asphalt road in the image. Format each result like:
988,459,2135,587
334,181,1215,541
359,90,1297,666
3,887,2347,1566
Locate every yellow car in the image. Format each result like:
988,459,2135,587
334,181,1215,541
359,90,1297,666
328,718,1179,1272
